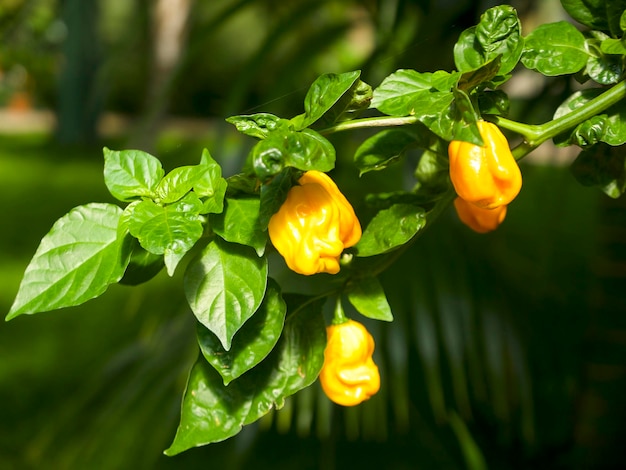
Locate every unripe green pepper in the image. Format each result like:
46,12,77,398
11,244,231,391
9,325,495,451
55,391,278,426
268,170,361,275
319,319,380,406
448,120,522,209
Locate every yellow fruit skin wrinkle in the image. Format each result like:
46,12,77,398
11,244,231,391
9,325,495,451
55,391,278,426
319,319,380,406
268,170,361,275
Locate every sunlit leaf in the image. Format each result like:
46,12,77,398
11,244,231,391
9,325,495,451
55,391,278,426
371,69,457,140
7,204,128,319
155,165,203,204
454,5,522,76
347,276,393,321
355,204,426,257
250,127,335,180
521,22,588,76
294,70,362,129
211,196,267,256
196,149,228,215
184,238,268,350
128,193,204,275
226,113,283,139
197,279,286,384
103,148,164,202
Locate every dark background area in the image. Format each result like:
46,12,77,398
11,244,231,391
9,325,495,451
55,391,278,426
1,0,625,468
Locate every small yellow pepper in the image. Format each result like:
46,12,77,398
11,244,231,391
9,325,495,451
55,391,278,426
454,196,507,233
268,170,361,275
319,319,380,406
448,120,522,209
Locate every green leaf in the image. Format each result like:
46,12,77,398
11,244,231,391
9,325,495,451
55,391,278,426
250,128,335,181
354,128,422,175
128,193,204,276
197,278,286,384
561,0,609,31
117,201,164,285
451,88,482,146
103,148,164,202
347,276,393,322
225,113,283,139
184,239,268,350
211,196,267,256
355,204,426,257
371,69,457,140
118,239,164,286
554,89,626,146
569,115,609,148
413,148,452,200
584,32,625,85
521,21,588,76
457,56,502,91
371,69,453,116
155,166,202,204
7,203,128,319
258,169,296,230
601,37,626,55
571,143,626,198
477,89,510,116
453,5,523,76
196,149,228,214
294,70,362,129
164,295,326,455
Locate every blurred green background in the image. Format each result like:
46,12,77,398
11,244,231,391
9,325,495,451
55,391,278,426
1,0,625,469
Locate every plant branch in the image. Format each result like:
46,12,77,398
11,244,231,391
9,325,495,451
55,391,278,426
494,80,626,158
319,115,419,135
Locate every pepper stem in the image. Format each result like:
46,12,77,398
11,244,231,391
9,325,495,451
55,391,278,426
332,298,349,325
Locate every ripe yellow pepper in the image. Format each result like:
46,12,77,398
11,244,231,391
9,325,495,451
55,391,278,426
319,319,380,406
454,196,507,233
448,120,522,209
268,170,361,275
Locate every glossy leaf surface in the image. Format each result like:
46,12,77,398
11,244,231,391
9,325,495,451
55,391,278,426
184,239,268,350
165,295,326,455
7,203,127,319
347,276,393,322
197,279,286,384
103,148,164,202
355,204,426,257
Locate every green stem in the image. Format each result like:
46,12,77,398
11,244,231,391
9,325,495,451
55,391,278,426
494,80,626,156
319,115,419,135
332,298,349,325
321,81,626,160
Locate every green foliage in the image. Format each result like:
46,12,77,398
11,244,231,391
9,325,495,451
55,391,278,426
165,294,326,455
453,4,523,76
521,21,588,75
355,204,427,257
7,1,626,460
7,203,128,319
184,239,267,351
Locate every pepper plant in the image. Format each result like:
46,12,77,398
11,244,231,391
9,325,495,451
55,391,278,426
7,1,626,455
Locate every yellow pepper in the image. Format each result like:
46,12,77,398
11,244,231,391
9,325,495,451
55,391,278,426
268,170,361,275
319,319,380,406
448,120,522,209
454,196,507,233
